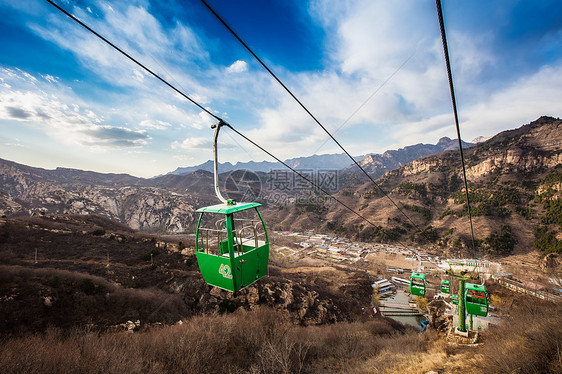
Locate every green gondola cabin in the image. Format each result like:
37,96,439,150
464,283,488,317
410,272,426,297
452,294,459,305
195,200,269,292
440,279,450,294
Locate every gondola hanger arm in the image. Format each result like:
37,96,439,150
212,120,230,204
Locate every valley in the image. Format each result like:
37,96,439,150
1,212,560,373
0,116,561,373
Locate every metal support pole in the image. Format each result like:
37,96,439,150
211,121,228,204
469,313,473,331
458,278,466,332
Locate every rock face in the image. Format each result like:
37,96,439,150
350,137,474,179
541,253,559,271
183,277,345,325
465,117,562,178
378,117,562,184
268,116,562,256
375,117,561,180
0,159,198,232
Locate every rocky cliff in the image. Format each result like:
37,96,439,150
0,159,199,232
351,136,474,179
267,116,562,257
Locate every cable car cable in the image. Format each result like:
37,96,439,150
45,0,221,123
200,0,436,243
435,0,476,255
221,121,386,231
47,0,440,253
224,120,419,251
313,49,417,155
45,0,394,239
47,0,488,304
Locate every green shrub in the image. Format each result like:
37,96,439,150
485,225,517,254
92,229,105,236
534,226,562,254
403,204,431,221
514,205,532,219
496,206,511,218
81,278,96,295
540,198,562,227
541,168,562,185
489,187,521,207
410,225,439,244
397,182,428,199
142,249,160,261
439,207,455,219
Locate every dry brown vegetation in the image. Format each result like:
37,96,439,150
2,297,560,374
2,215,562,373
0,308,419,374
474,299,562,373
0,215,374,336
0,265,190,335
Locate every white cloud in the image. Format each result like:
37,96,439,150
222,0,561,161
2,0,560,176
171,136,237,153
27,1,214,102
366,64,562,148
138,119,172,130
171,136,211,151
461,64,562,139
0,68,150,149
42,74,59,84
226,60,248,73
80,125,149,148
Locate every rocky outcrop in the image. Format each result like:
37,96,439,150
0,159,196,232
183,278,344,325
394,117,562,180
351,137,474,179
541,253,560,271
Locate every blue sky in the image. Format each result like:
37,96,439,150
1,0,561,177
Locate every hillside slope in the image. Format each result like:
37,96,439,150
266,116,562,260
0,160,214,232
0,214,371,334
349,136,474,179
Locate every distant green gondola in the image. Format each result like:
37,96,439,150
464,283,488,317
452,294,459,305
410,272,426,297
440,279,450,294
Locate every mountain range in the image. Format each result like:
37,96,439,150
265,116,562,259
0,135,475,232
1,119,560,373
348,136,475,179
1,117,560,262
168,154,362,175
168,137,474,176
